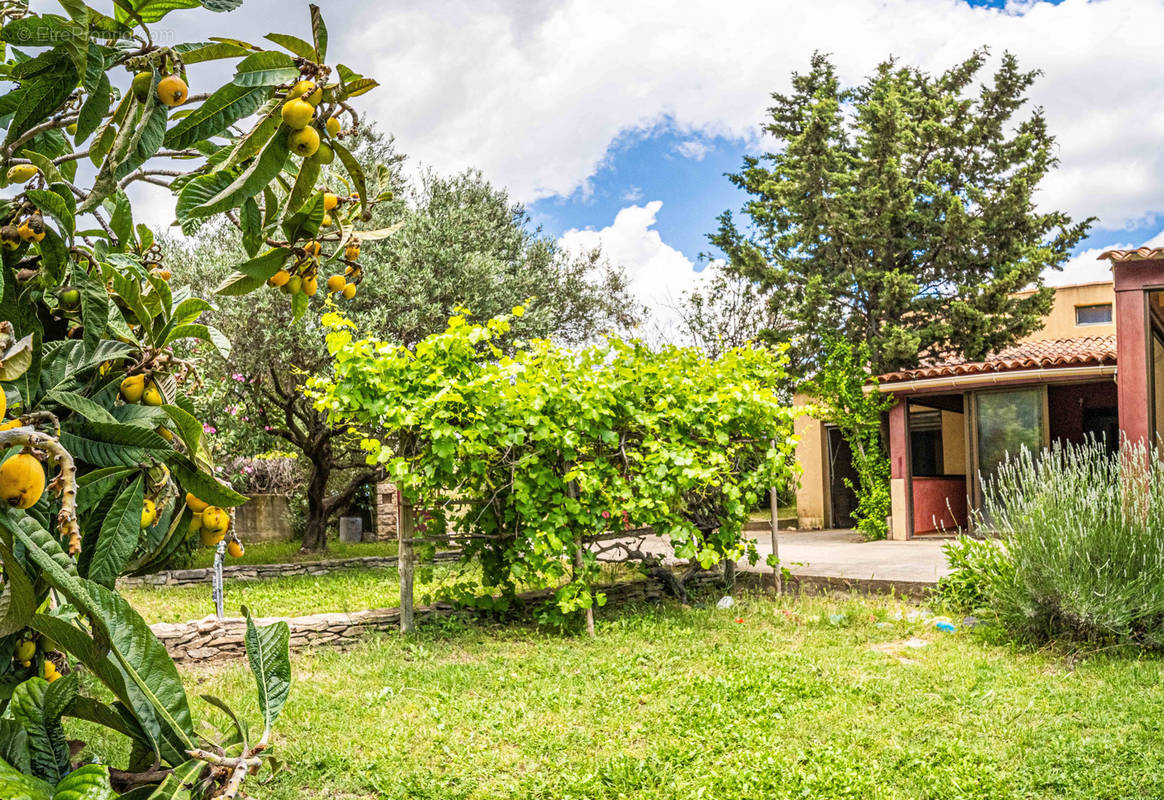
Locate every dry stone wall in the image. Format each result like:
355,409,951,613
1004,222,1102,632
120,551,461,588
147,569,927,664
154,575,725,663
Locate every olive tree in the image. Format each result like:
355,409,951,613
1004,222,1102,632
175,157,639,552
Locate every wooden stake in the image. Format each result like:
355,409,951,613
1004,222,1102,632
398,490,415,634
574,545,595,638
769,440,782,595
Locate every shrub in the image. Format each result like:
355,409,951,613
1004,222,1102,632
312,309,799,622
225,452,304,495
934,535,1012,614
978,439,1164,648
809,338,893,541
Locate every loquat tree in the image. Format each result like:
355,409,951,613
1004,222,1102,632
0,0,382,795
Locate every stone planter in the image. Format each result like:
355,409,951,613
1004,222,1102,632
233,493,293,543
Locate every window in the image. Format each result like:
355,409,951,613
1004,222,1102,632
1075,303,1112,326
909,410,944,476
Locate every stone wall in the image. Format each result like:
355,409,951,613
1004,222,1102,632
233,494,294,543
154,575,707,663
120,551,461,588
147,570,929,664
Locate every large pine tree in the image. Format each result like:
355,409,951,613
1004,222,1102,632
711,50,1092,377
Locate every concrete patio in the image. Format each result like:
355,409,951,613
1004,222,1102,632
742,528,951,593
600,528,951,596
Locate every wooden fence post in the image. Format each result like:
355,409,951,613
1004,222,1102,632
398,491,415,634
769,440,782,594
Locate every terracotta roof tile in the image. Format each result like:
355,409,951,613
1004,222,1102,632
878,336,1117,384
1098,247,1164,263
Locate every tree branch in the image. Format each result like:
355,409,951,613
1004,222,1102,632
322,467,383,516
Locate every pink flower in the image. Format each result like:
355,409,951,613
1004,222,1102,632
601,510,611,519
203,424,217,434
243,465,254,474
231,373,245,382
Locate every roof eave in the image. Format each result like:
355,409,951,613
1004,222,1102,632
876,364,1117,395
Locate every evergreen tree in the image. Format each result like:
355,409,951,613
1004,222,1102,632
711,50,1092,377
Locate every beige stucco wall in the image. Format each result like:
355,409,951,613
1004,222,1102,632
793,393,828,530
1017,281,1115,342
940,410,967,474
889,478,909,541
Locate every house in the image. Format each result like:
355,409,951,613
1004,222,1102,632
794,248,1164,539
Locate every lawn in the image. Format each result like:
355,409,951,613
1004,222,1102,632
124,563,459,623
125,561,637,623
80,591,1164,799
183,538,398,570
123,566,407,623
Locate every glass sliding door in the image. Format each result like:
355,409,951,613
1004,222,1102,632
973,387,1047,498
1153,331,1164,446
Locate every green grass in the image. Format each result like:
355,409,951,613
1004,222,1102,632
80,591,1164,799
183,539,398,570
126,561,637,624
125,564,442,623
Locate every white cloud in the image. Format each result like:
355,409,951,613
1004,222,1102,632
1043,227,1164,288
1044,245,1118,288
332,0,1164,233
559,200,709,335
674,139,713,161
59,0,1164,285
621,185,644,203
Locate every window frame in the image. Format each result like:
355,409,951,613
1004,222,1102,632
1075,303,1113,327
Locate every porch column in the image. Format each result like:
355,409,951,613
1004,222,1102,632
1109,255,1164,447
888,399,911,540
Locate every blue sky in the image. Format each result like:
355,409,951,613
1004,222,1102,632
528,127,751,266
524,0,1141,278
128,0,1164,323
